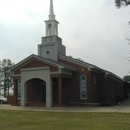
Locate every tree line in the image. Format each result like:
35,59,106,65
0,59,14,97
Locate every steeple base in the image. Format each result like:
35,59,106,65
38,36,66,61
41,35,62,44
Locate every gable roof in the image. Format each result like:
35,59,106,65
8,54,77,73
58,54,123,81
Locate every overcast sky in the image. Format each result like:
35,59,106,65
0,0,130,78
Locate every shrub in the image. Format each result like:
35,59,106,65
100,102,115,106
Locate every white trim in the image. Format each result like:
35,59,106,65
20,67,50,72
105,72,123,82
58,54,92,68
58,54,123,82
58,54,103,72
8,54,76,74
8,54,63,72
50,68,73,76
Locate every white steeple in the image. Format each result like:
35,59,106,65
38,0,66,61
49,0,55,20
44,0,58,36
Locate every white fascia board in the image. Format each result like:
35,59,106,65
37,56,76,71
38,42,57,47
44,19,59,24
58,65,65,69
105,72,123,82
34,56,61,68
58,54,91,68
58,66,77,71
58,54,102,71
8,55,35,72
105,72,111,76
20,67,50,72
58,54,123,81
8,54,62,73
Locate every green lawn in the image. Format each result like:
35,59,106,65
0,110,130,130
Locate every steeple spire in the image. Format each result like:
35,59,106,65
38,0,66,61
49,0,55,20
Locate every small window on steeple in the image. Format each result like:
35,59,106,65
48,24,52,36
55,24,57,35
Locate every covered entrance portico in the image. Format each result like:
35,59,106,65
25,77,61,107
26,78,46,106
20,68,76,107
21,67,52,107
9,55,76,107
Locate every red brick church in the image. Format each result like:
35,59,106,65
8,0,125,107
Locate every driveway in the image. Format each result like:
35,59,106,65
1,99,130,113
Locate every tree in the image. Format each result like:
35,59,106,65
115,0,130,8
115,0,130,62
0,59,14,97
123,75,130,83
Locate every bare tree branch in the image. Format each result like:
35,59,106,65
115,0,130,8
0,59,14,97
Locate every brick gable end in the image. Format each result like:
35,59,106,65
14,60,58,74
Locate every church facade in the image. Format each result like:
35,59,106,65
8,0,125,107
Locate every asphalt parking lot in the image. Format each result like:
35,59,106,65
1,99,130,113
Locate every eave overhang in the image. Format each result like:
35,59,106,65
58,54,123,82
7,54,77,74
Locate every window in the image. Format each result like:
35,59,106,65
94,74,96,84
55,24,57,35
17,79,21,99
80,74,87,99
46,50,50,54
47,24,52,36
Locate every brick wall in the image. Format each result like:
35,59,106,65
59,57,125,104
98,75,124,103
7,96,14,104
59,58,95,103
15,60,58,74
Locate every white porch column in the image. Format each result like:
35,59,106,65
21,82,27,107
46,78,53,107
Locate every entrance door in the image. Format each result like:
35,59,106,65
27,78,46,103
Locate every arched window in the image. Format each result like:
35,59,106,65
55,24,57,35
80,74,87,99
17,79,21,99
47,24,52,36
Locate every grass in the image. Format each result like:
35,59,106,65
0,110,130,130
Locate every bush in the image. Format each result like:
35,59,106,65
115,95,121,103
100,102,115,106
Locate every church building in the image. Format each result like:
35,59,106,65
8,0,125,107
